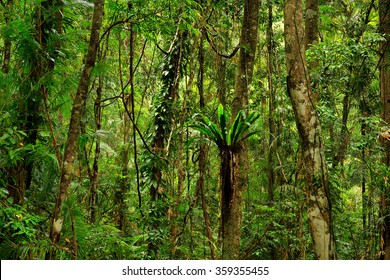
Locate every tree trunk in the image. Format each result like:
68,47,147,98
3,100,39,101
379,0,390,260
223,0,259,260
197,34,216,260
304,0,319,101
284,0,334,260
304,0,319,49
220,148,242,259
89,76,103,224
232,0,259,115
1,0,13,74
266,2,275,203
8,0,63,205
47,0,105,259
148,30,187,258
216,55,227,107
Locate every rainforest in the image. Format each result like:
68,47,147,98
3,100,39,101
0,0,390,260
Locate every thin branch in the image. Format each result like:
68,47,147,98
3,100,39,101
134,39,147,74
155,43,169,55
42,87,62,168
129,25,144,217
137,45,156,123
100,18,132,43
202,27,240,59
100,94,122,104
121,96,163,160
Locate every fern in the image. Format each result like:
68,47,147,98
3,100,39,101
192,104,260,149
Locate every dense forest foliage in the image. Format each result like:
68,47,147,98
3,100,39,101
1,0,390,260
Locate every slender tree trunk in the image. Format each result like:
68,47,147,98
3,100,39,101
379,0,390,260
361,120,367,234
304,0,319,50
117,30,136,232
266,2,275,203
197,34,216,260
216,55,227,107
89,76,102,224
284,0,334,260
333,90,351,168
8,0,63,205
221,0,259,260
47,0,105,259
170,50,193,256
333,3,374,169
304,0,319,102
232,0,259,116
2,0,13,74
130,31,142,217
266,5,277,260
148,30,187,258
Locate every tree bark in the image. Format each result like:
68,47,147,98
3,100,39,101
89,76,102,224
47,0,105,259
148,30,187,258
1,0,13,74
304,0,319,50
197,34,216,260
266,2,275,203
8,0,63,205
222,0,259,260
232,0,259,116
284,0,335,260
220,148,242,259
379,0,390,260
216,55,227,107
304,0,319,102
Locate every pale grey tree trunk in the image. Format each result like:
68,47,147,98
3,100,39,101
284,0,335,260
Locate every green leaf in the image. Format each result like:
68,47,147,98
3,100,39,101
233,121,249,143
218,104,227,142
240,130,260,142
234,113,260,142
229,110,244,144
192,125,214,139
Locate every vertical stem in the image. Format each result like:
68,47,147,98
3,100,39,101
47,0,105,259
197,34,216,260
266,2,275,203
361,120,367,234
118,30,130,231
2,0,13,74
89,76,102,224
129,25,142,214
